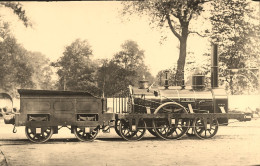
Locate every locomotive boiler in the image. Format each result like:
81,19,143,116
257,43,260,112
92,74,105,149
1,44,250,143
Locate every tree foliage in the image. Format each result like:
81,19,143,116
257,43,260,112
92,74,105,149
114,40,145,71
96,40,154,97
0,35,33,96
121,0,209,85
27,51,55,90
52,39,100,95
210,0,260,94
96,59,135,97
0,24,56,96
113,40,153,84
0,2,31,27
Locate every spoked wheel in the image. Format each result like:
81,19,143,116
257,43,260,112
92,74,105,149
25,126,54,143
147,128,158,137
193,118,219,139
114,120,122,137
186,127,196,137
74,126,99,141
119,119,146,141
152,102,190,140
186,120,196,137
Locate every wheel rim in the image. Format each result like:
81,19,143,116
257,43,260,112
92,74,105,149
193,118,219,139
25,126,53,143
152,102,190,140
147,128,159,137
119,119,146,141
115,120,122,137
74,126,99,141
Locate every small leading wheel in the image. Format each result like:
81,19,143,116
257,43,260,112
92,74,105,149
119,119,146,141
152,102,190,140
25,126,54,143
74,126,99,141
114,120,122,137
193,118,219,139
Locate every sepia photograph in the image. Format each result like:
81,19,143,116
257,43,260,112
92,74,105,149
0,1,260,165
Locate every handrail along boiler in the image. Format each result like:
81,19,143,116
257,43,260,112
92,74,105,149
1,44,251,143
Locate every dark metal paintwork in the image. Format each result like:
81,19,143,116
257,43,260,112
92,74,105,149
131,85,229,124
211,44,219,88
16,89,104,127
17,89,96,97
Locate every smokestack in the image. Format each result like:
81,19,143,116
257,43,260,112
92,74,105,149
164,70,169,89
211,43,218,88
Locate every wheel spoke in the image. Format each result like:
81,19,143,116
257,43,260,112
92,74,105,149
194,118,219,139
25,127,53,143
119,120,146,141
153,103,190,140
74,126,99,141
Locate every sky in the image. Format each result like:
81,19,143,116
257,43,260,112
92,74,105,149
1,1,211,76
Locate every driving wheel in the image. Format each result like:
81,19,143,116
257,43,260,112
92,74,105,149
152,102,190,140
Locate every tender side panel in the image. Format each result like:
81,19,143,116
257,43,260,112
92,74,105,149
16,93,103,127
16,98,52,126
52,99,75,124
75,98,102,127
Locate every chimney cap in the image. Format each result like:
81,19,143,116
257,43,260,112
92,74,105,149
192,67,205,75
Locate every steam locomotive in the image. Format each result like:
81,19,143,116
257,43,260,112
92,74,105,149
1,44,250,143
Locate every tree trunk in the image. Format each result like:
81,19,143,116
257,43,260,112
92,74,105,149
175,25,188,86
229,76,234,95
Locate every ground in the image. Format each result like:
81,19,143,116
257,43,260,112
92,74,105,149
0,118,260,166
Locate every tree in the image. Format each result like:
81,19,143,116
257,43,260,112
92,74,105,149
96,40,154,97
96,59,135,97
0,35,34,96
122,0,209,85
210,0,260,94
114,40,145,71
27,51,55,90
113,40,154,85
0,2,31,27
52,39,100,95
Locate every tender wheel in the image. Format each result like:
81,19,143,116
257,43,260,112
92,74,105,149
74,126,99,141
25,126,53,143
114,120,122,137
193,118,219,139
152,102,190,140
119,119,146,141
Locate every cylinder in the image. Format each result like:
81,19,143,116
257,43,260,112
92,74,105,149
211,43,219,88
